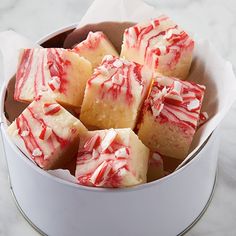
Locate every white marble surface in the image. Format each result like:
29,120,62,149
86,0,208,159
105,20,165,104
0,0,236,235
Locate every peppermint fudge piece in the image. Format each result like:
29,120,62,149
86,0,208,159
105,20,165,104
147,152,164,182
14,48,92,108
138,74,205,159
80,55,152,129
73,31,119,68
75,128,149,187
7,96,87,170
121,15,194,80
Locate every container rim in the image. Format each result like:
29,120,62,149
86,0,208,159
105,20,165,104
37,22,78,45
0,22,214,193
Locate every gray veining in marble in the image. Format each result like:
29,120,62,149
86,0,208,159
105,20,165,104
1,0,236,235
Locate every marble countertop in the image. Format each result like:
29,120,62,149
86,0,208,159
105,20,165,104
1,0,236,235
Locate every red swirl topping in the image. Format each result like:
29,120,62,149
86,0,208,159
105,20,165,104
123,15,194,70
88,55,150,105
76,129,131,187
47,48,70,93
144,75,205,130
73,31,105,52
15,49,34,100
16,113,44,159
15,100,69,164
14,48,72,101
43,103,61,115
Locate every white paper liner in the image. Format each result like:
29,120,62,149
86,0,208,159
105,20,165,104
78,0,158,26
177,40,236,169
0,0,236,181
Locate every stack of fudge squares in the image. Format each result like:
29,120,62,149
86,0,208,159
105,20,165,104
8,15,207,188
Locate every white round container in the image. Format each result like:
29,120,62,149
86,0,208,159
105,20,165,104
0,23,219,236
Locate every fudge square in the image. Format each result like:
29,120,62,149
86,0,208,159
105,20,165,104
75,128,149,187
120,15,194,80
138,74,205,160
7,95,87,170
14,48,92,108
73,31,119,69
80,55,153,130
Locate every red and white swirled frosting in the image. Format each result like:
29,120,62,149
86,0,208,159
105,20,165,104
14,48,73,101
87,55,152,105
73,31,106,52
7,95,86,169
144,74,205,131
76,129,132,187
121,15,194,70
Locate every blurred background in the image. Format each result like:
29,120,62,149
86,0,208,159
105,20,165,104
0,0,236,64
